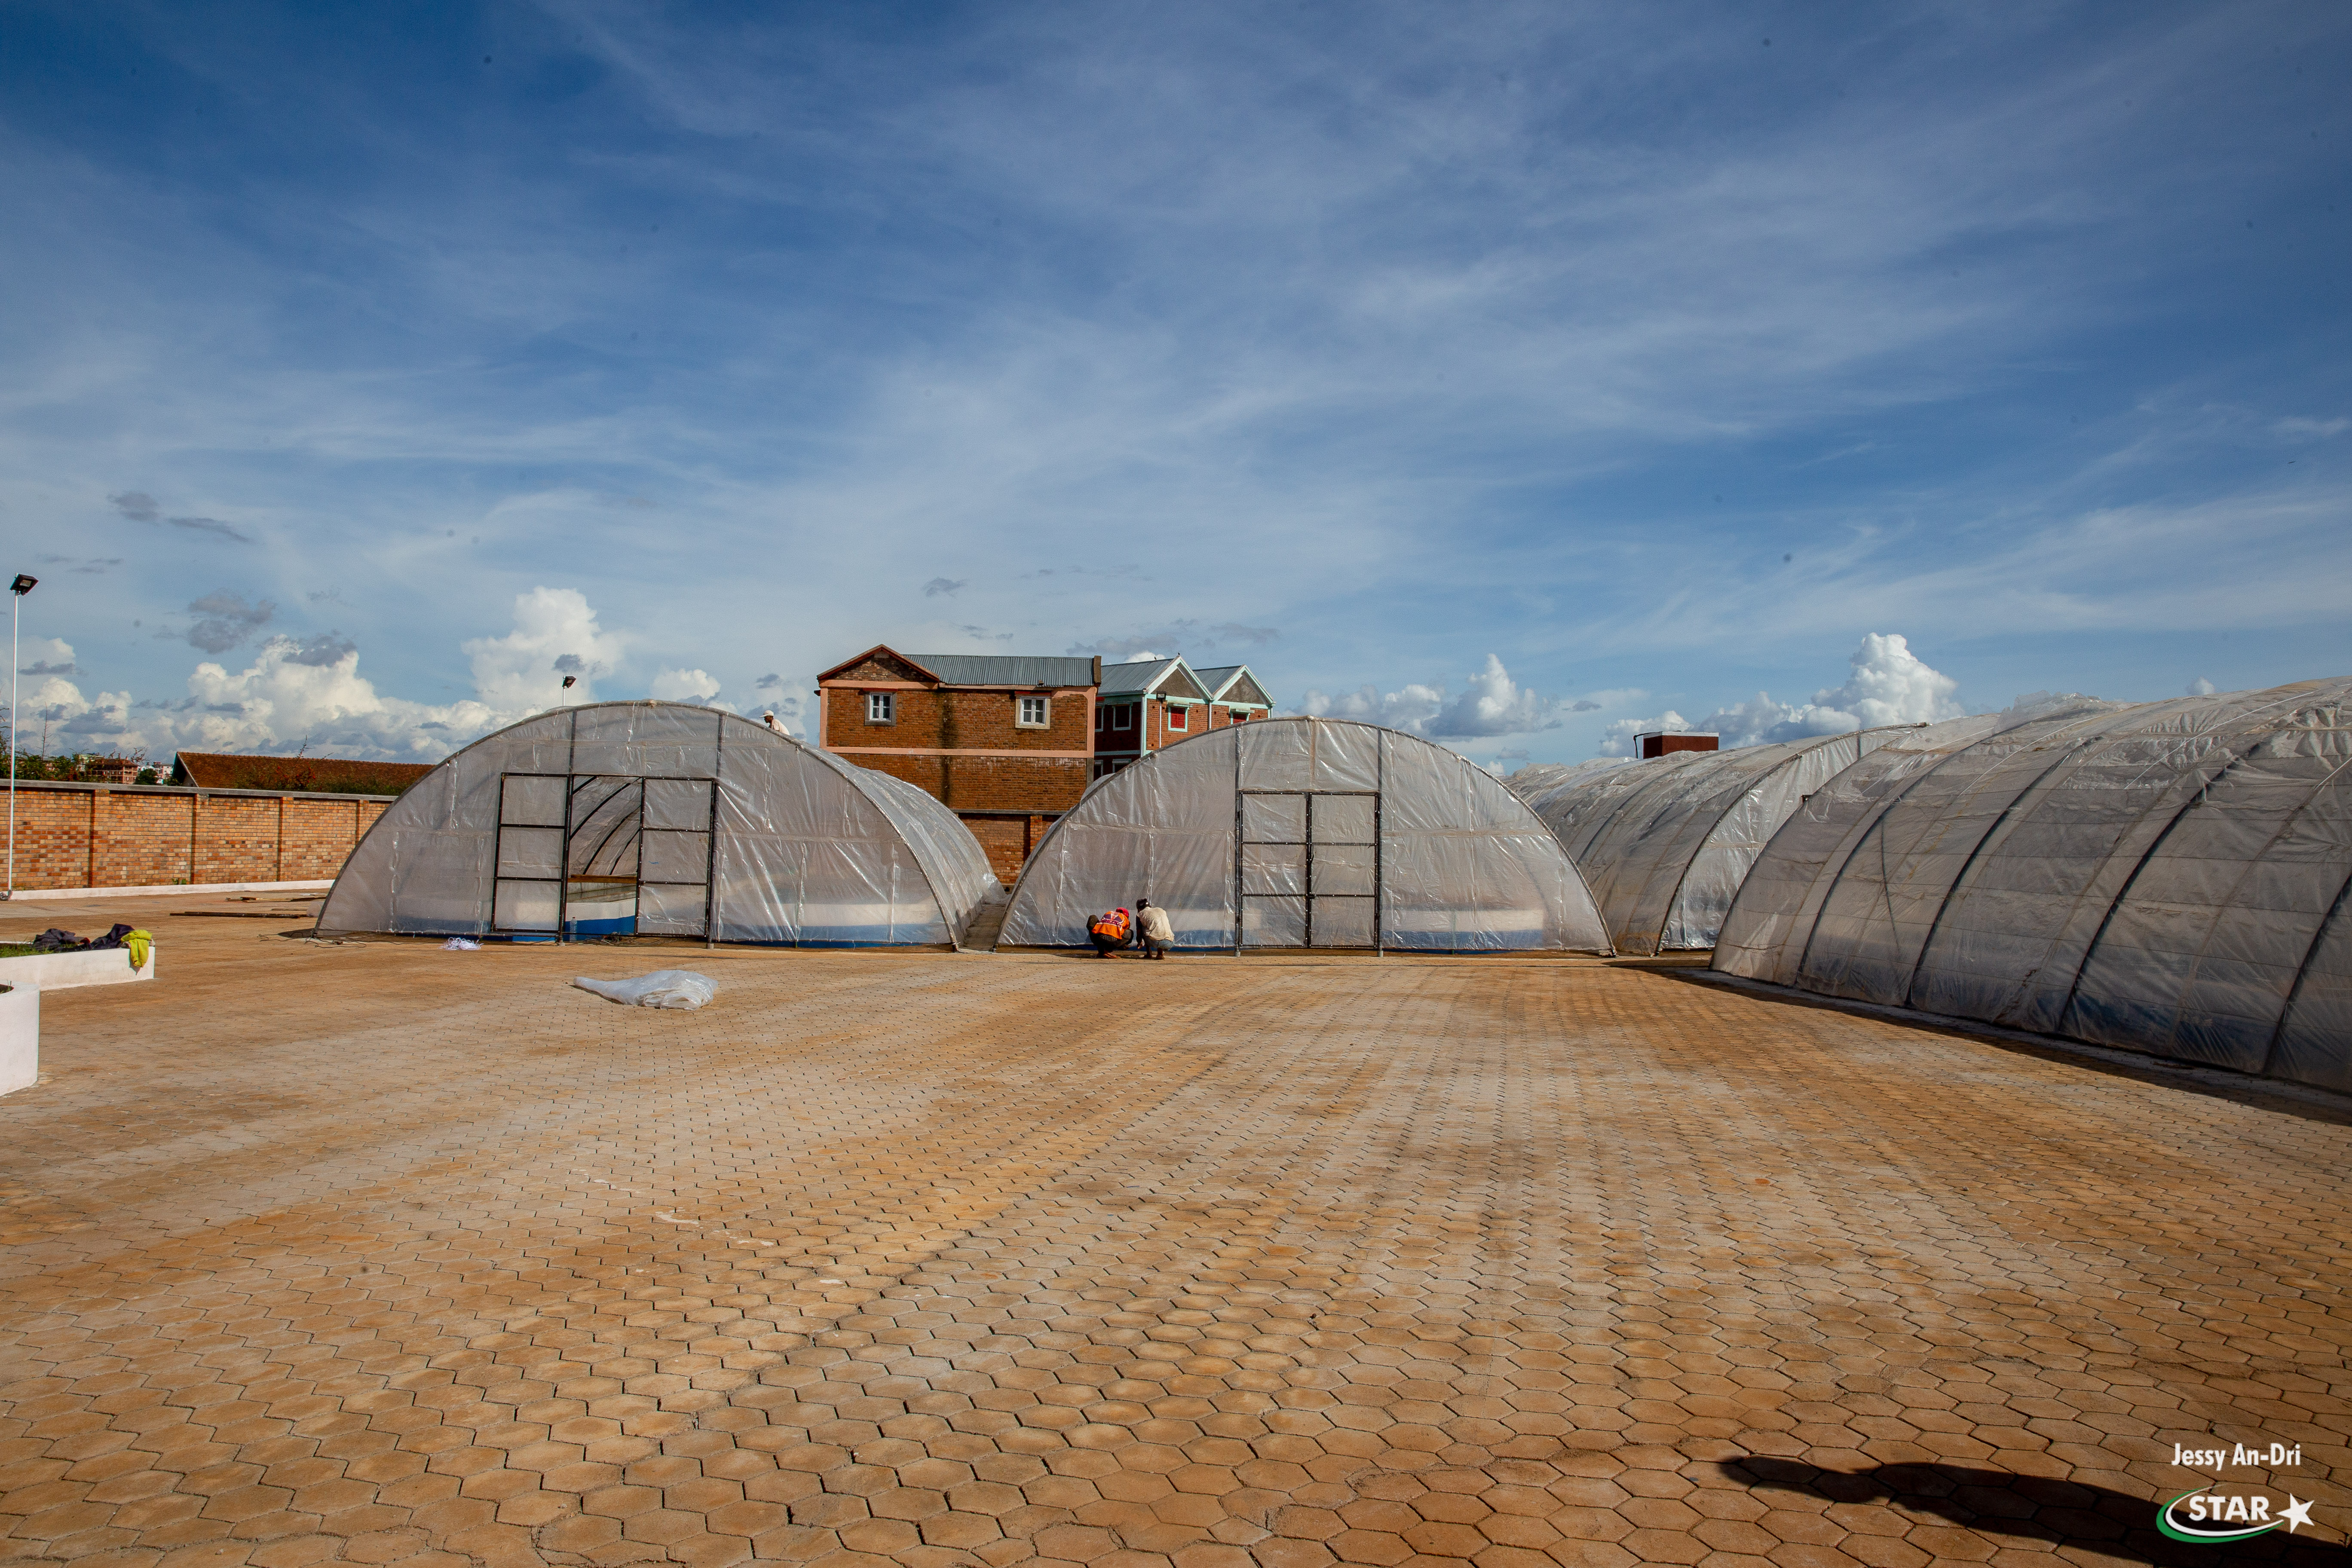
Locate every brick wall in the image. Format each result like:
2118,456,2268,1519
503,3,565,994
0,783,392,890
852,753,1090,815
960,814,1056,886
826,685,1095,757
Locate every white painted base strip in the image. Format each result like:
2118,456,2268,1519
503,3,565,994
0,879,333,902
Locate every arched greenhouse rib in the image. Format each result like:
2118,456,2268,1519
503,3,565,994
1000,716,1610,953
318,701,998,947
1712,678,2352,1090
1512,732,1909,955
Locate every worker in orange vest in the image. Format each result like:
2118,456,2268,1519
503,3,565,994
1088,906,1132,958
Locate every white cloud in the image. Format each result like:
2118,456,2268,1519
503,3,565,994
650,667,720,702
463,587,625,714
2188,676,2216,696
16,637,77,677
1602,634,1964,755
10,588,649,763
1301,654,1598,739
26,640,495,762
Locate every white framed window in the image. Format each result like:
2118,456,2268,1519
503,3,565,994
1017,695,1050,728
866,691,895,724
1168,704,1188,730
1111,706,1132,731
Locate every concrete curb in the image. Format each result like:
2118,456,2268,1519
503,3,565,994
0,879,332,902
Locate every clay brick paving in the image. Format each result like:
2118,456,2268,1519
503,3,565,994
2,901,2348,1568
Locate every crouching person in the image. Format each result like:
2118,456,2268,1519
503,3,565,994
1136,898,1174,960
1089,906,1132,958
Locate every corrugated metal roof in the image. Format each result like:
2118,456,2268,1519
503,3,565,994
1099,658,1208,699
904,654,1097,688
1191,665,1271,705
1099,657,1176,695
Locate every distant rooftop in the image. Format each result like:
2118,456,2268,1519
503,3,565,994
1099,657,1209,700
903,654,1098,688
172,751,434,795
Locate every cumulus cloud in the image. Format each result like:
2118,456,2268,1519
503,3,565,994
754,672,785,689
182,591,276,654
1601,633,1965,755
17,637,77,677
2188,676,2217,696
16,588,644,762
22,640,492,762
464,587,624,711
650,667,720,702
922,577,967,597
1301,655,1590,739
286,633,358,668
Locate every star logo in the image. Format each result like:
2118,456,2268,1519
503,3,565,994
2281,1495,2314,1534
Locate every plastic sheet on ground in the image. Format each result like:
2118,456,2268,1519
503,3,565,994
1711,679,2352,1092
999,717,1609,952
571,971,716,1010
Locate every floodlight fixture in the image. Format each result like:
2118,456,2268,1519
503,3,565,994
9,575,34,596
562,675,578,689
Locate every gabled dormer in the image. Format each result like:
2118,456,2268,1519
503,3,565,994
816,645,943,686
1193,664,1272,715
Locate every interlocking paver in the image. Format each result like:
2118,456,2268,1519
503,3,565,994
1,900,2349,1565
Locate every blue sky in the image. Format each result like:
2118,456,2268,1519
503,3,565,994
3,1,2347,764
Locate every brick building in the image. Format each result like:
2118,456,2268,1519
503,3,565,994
816,645,1278,882
1092,656,1271,777
817,647,1102,883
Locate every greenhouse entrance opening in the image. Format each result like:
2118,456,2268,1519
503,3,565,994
1237,789,1380,949
492,773,717,940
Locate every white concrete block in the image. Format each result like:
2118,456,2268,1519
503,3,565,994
0,983,35,1096
0,945,157,991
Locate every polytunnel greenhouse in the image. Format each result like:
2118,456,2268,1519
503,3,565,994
1510,731,1915,955
318,702,1000,946
998,717,1611,952
1713,678,2352,1091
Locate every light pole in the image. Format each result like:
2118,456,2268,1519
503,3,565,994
6,573,34,900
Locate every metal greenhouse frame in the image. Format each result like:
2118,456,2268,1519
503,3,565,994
998,717,1611,954
1713,679,2352,1090
318,701,999,947
1513,729,1923,955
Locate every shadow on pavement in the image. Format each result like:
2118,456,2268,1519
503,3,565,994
1712,1456,2349,1565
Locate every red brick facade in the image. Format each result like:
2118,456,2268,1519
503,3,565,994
818,647,1101,884
0,782,392,890
816,646,1275,883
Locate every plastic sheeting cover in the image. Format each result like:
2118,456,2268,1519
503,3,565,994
1511,734,1903,954
1712,680,2352,1092
318,703,997,946
999,717,1610,952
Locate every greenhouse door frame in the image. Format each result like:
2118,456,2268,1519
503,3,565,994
492,772,719,944
1233,787,1382,953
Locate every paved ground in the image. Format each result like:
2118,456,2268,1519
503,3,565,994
2,894,2349,1568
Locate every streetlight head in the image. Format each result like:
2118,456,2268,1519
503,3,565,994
561,674,578,689
9,575,33,596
